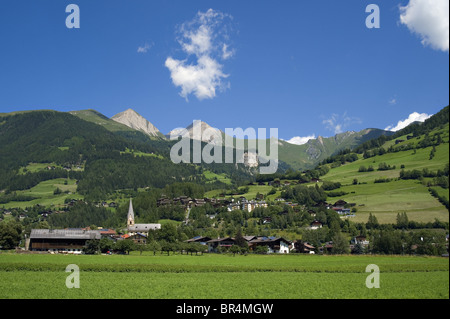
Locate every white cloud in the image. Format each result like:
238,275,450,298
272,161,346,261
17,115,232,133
137,43,153,53
285,135,316,145
165,55,228,101
389,98,397,105
165,9,235,101
222,44,235,60
322,112,362,135
385,112,433,132
399,0,449,52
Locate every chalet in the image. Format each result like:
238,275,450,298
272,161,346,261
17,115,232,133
307,210,317,217
207,237,236,253
128,233,148,245
185,236,212,245
28,229,101,252
243,235,257,242
194,198,206,207
99,228,117,238
249,237,292,254
294,241,316,254
332,207,351,215
351,235,370,246
322,242,334,254
333,200,348,209
310,220,323,230
313,201,331,209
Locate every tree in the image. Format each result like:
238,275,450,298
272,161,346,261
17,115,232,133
367,213,379,229
84,239,100,255
114,239,136,255
331,232,349,254
351,242,366,255
234,227,248,249
158,223,178,243
0,220,22,250
99,237,114,253
396,212,409,229
147,240,161,256
370,230,403,255
254,245,268,254
230,244,241,256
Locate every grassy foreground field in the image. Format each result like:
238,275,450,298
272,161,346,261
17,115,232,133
0,253,448,299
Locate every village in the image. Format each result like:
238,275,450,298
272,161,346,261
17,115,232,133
18,196,369,256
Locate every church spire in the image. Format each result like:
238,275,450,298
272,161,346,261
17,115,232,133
127,198,135,227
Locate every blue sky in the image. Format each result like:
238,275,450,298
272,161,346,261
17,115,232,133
0,0,448,143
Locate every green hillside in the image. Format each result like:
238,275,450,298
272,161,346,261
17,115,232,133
319,117,449,224
69,109,136,133
278,128,394,170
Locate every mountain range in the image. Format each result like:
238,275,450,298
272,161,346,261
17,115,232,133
66,108,395,170
0,105,447,217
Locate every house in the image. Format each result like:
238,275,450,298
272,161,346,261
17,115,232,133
185,236,212,245
351,235,370,246
333,200,348,209
309,220,323,230
307,210,317,217
227,203,241,211
294,241,316,254
207,237,236,253
248,237,291,254
28,229,101,252
321,241,334,254
128,233,148,245
99,228,117,238
332,207,351,215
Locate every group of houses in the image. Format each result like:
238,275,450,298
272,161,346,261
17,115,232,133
157,195,268,213
227,198,268,212
186,235,292,254
23,196,362,254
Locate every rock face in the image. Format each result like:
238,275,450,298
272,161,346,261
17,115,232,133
167,120,223,144
111,109,163,138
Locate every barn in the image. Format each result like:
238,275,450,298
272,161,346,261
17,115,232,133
28,229,101,253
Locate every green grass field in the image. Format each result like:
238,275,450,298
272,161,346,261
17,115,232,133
1,178,82,210
0,253,448,299
120,148,164,159
203,170,233,185
320,143,449,223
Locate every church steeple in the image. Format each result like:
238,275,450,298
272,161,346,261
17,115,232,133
127,198,135,228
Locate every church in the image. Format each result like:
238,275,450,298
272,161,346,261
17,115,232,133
127,199,161,238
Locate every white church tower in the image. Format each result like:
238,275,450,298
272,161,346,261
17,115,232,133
126,198,161,236
127,198,135,228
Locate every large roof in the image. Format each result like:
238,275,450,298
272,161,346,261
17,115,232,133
30,229,101,240
128,224,161,232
